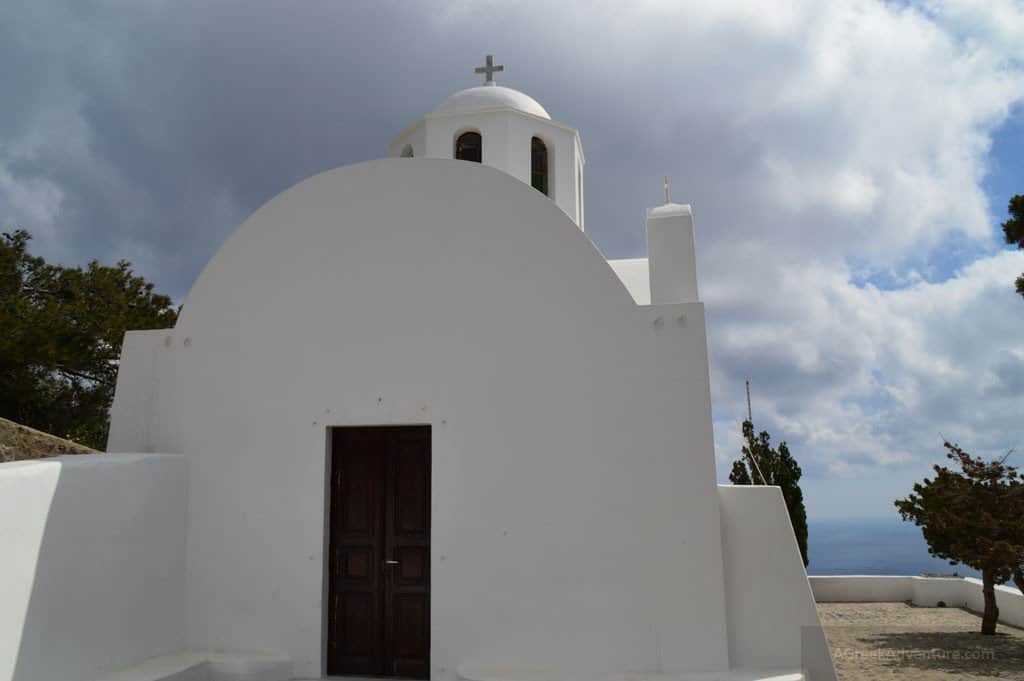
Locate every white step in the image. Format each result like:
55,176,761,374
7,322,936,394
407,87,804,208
458,667,804,681
90,651,292,681
91,653,209,681
206,652,292,681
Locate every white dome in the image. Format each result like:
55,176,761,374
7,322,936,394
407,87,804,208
433,85,550,120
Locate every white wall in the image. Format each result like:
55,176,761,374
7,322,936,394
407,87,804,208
718,486,836,681
647,204,699,305
809,575,919,603
607,258,651,305
109,329,167,453
390,110,584,227
810,575,1024,628
111,159,733,679
388,123,427,160
960,579,1024,627
0,454,187,681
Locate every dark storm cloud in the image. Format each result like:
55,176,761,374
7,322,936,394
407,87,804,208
0,0,770,296
3,1,463,298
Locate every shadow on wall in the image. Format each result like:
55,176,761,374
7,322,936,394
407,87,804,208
0,454,187,681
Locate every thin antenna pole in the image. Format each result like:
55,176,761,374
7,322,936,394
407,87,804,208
743,378,768,484
745,378,752,423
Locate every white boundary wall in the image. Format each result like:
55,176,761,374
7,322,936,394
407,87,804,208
810,576,1024,628
718,486,836,681
0,454,187,681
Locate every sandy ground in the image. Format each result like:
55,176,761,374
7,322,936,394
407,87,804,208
0,416,95,462
819,602,1024,680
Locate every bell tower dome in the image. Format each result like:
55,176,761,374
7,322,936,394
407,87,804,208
389,55,585,229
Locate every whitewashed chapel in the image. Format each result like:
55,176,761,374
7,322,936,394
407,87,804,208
2,58,834,681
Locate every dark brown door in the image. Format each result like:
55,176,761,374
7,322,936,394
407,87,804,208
328,426,430,678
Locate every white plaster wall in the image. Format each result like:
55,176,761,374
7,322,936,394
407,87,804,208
608,258,651,305
960,578,1024,627
647,205,699,305
122,159,732,679
108,330,169,453
0,454,187,681
388,123,427,160
810,576,1024,628
718,486,836,681
393,110,583,226
809,576,916,603
911,576,971,607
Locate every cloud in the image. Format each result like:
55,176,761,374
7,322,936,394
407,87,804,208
710,250,1024,461
2,0,1024,515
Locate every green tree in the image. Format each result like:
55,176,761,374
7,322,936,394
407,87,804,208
895,442,1024,635
1004,194,1024,298
730,420,810,566
0,230,177,449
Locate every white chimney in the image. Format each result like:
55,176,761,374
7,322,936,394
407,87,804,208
646,203,699,304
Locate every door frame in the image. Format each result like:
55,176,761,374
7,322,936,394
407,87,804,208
321,424,432,679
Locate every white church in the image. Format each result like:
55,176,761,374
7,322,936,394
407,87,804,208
1,58,834,681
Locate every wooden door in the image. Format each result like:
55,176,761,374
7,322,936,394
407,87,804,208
328,426,430,678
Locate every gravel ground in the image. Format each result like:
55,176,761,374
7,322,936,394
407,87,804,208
819,601,1024,680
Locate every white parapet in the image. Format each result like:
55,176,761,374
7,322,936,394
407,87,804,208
717,485,836,681
809,575,1024,628
647,203,699,305
0,454,188,681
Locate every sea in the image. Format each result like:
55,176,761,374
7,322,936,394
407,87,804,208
806,517,981,578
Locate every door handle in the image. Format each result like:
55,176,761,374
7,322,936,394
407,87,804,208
384,559,399,566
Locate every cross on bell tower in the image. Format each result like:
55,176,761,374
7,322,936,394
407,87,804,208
474,54,504,86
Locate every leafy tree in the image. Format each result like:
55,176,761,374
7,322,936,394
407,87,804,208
730,419,809,566
895,442,1024,635
1004,194,1024,298
0,230,177,449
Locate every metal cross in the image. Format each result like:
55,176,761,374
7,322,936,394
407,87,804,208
664,176,671,203
474,55,504,85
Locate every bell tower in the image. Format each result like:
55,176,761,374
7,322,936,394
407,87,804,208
389,55,585,229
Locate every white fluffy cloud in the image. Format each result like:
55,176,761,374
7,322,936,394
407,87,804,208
708,251,1024,461
706,247,1024,517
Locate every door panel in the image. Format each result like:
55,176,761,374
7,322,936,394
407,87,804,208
385,428,431,678
328,428,387,676
328,426,430,678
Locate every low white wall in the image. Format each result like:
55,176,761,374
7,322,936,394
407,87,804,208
718,485,836,681
810,576,920,603
0,453,187,681
810,575,1024,628
961,578,1024,628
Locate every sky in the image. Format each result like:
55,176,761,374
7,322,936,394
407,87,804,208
2,0,1023,519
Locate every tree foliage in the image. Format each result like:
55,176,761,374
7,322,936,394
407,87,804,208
1004,194,1024,298
730,420,809,566
0,230,177,448
895,442,1024,635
